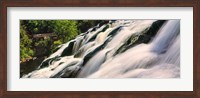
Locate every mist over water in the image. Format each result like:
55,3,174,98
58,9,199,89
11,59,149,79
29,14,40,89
22,20,180,78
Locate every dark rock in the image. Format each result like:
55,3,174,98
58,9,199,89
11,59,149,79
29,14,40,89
38,56,60,69
51,62,81,78
108,26,122,37
146,20,166,36
60,41,75,57
98,20,110,27
114,20,166,55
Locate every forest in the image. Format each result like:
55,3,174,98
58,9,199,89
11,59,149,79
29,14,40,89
20,20,107,62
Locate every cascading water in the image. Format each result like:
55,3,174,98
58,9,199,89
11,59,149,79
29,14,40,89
22,20,180,78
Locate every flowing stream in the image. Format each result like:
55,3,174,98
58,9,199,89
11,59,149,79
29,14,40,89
22,20,180,78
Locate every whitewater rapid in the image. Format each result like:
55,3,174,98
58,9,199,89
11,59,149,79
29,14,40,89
23,20,180,78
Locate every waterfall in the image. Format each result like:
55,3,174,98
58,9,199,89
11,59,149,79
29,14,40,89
22,20,180,78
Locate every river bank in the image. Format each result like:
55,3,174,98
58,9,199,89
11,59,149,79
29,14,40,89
20,57,45,77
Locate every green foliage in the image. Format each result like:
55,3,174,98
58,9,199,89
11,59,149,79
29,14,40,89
21,20,54,34
53,20,78,43
35,37,50,47
51,40,62,53
53,40,62,46
20,26,34,61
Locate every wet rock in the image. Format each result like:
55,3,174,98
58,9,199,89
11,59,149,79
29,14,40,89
60,41,75,57
115,20,166,55
38,56,60,69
